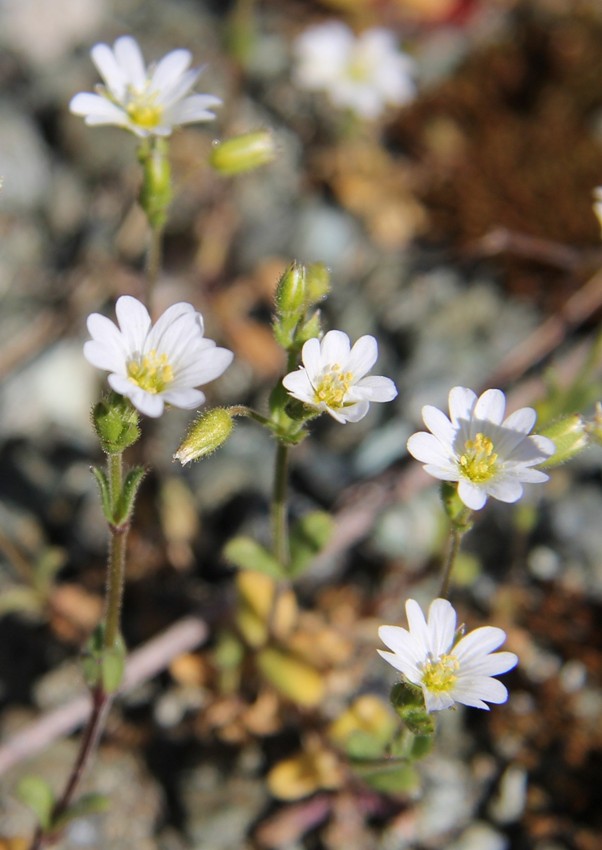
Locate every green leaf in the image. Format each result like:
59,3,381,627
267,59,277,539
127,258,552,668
289,511,334,577
90,465,113,524
114,466,146,526
352,759,420,795
16,775,55,829
81,625,126,693
223,536,285,579
53,793,109,830
0,586,43,616
343,730,388,760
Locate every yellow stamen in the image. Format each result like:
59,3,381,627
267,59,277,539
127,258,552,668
127,350,173,394
125,86,163,129
421,653,459,694
314,365,353,409
459,432,498,483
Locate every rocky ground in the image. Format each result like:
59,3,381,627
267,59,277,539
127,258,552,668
0,1,601,848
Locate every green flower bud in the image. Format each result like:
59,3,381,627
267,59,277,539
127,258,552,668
174,407,234,465
539,414,589,467
138,138,172,229
275,262,307,318
210,130,276,176
390,682,435,737
585,402,602,447
93,392,141,455
305,263,331,305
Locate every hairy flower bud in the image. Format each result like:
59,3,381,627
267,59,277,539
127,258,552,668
539,414,589,467
210,130,276,176
174,407,234,464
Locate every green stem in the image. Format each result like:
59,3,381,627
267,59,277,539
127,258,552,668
145,221,164,307
438,519,468,599
271,442,290,571
104,451,128,649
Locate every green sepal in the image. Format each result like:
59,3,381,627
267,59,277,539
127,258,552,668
81,624,127,694
113,466,146,527
352,758,420,795
90,465,113,524
538,413,588,468
441,482,472,529
52,793,110,830
16,775,55,830
137,138,172,229
289,511,334,577
92,392,140,455
223,536,286,579
293,310,322,348
305,263,330,305
390,682,436,736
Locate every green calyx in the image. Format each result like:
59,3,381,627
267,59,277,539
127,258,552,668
92,392,141,455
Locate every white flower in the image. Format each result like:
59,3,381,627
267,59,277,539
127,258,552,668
406,387,555,511
293,21,415,120
70,35,221,137
84,296,233,417
282,330,397,423
378,598,518,712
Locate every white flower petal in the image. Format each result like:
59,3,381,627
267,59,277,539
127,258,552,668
151,48,192,96
406,432,454,466
422,464,461,481
90,43,127,97
426,598,456,657
282,369,315,404
300,337,323,381
485,477,523,503
454,676,509,706
115,295,151,353
127,388,165,418
69,93,126,124
448,386,477,424
502,407,536,434
353,375,397,402
457,480,488,510
161,387,206,409
114,36,147,89
166,94,221,125
346,335,378,379
474,388,506,424
335,400,370,423
321,330,351,365
421,405,455,447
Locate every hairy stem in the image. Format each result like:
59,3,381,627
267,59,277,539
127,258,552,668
104,452,128,649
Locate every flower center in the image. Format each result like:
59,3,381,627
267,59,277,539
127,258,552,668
459,432,498,483
314,365,353,408
127,350,173,394
346,53,372,83
421,653,459,694
125,86,163,129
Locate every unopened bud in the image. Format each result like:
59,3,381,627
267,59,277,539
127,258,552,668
585,402,602,447
305,263,330,305
275,262,306,317
210,131,276,176
174,408,234,465
93,392,141,455
138,138,172,228
539,414,588,467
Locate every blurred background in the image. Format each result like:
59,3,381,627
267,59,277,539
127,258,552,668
0,0,601,847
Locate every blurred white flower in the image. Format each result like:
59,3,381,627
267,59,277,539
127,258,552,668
282,330,397,423
293,21,415,119
84,296,233,417
378,598,518,712
406,387,554,510
70,35,221,137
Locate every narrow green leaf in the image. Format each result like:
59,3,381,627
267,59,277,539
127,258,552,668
114,465,146,525
53,793,109,829
223,536,285,579
90,465,113,524
16,775,55,829
289,511,334,577
354,759,420,795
